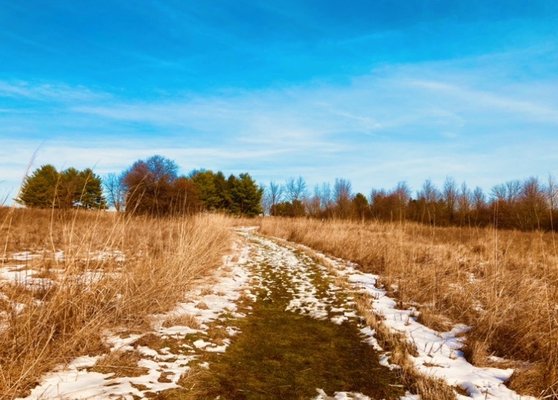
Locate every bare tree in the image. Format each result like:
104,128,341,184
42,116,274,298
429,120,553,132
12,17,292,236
103,172,125,212
520,177,546,229
334,178,352,218
546,175,557,211
443,177,458,223
417,179,440,224
334,178,352,203
505,180,522,204
491,180,521,203
263,181,283,215
547,175,558,231
285,176,307,202
491,183,507,202
471,186,486,224
318,182,333,211
393,181,411,204
121,155,179,216
472,186,485,209
392,181,411,221
305,185,322,217
457,182,471,223
418,179,439,203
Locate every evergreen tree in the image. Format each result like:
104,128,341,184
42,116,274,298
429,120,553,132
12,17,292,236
18,164,59,207
78,169,106,209
228,173,263,216
271,200,305,217
190,170,220,210
58,167,81,208
214,171,232,209
17,165,106,209
352,193,369,220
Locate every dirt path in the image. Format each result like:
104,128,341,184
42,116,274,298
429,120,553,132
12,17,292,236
21,230,409,400
185,233,405,399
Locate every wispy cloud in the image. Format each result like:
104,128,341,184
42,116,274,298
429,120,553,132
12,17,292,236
1,51,558,202
0,81,110,102
409,79,558,123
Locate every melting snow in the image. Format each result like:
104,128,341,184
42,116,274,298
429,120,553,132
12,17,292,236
19,240,252,400
14,229,535,399
320,254,535,400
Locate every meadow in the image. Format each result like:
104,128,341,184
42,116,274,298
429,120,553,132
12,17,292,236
0,208,231,399
258,217,558,398
2,207,556,399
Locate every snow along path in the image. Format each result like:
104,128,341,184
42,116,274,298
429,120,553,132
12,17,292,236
197,228,408,399
19,230,407,400
19,228,531,399
19,240,253,400
273,236,537,400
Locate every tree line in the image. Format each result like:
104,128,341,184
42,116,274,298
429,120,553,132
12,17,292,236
263,176,558,231
17,155,263,217
16,157,558,230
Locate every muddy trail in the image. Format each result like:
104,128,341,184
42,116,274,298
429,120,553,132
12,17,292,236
21,231,408,400
187,234,405,399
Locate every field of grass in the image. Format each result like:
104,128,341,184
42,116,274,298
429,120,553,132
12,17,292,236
259,217,558,397
0,208,231,399
4,209,556,399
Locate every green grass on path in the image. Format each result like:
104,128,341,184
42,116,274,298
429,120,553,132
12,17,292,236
158,240,405,400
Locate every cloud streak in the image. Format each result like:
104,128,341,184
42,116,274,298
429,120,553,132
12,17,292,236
0,81,110,103
1,52,557,202
409,79,558,123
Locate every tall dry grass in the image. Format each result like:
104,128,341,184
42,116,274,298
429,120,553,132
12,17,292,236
259,217,558,397
0,207,231,399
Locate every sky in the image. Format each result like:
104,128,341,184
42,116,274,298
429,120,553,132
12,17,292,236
1,0,557,202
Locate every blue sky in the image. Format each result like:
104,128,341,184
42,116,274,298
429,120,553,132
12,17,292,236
1,0,557,201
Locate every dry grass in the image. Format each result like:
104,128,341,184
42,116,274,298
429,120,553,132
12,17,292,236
161,314,200,329
90,350,149,377
354,294,456,400
0,207,231,399
259,217,558,397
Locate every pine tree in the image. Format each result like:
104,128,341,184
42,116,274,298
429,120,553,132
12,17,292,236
190,170,220,210
78,169,106,209
228,173,263,216
58,167,81,208
17,165,106,209
352,193,369,220
17,164,59,207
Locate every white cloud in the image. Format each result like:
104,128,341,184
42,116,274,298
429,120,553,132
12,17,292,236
0,81,110,102
1,53,558,203
409,79,558,123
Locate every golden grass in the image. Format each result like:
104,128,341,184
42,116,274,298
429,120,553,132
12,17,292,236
161,314,200,329
0,207,231,399
259,217,558,397
354,294,456,400
90,350,149,377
